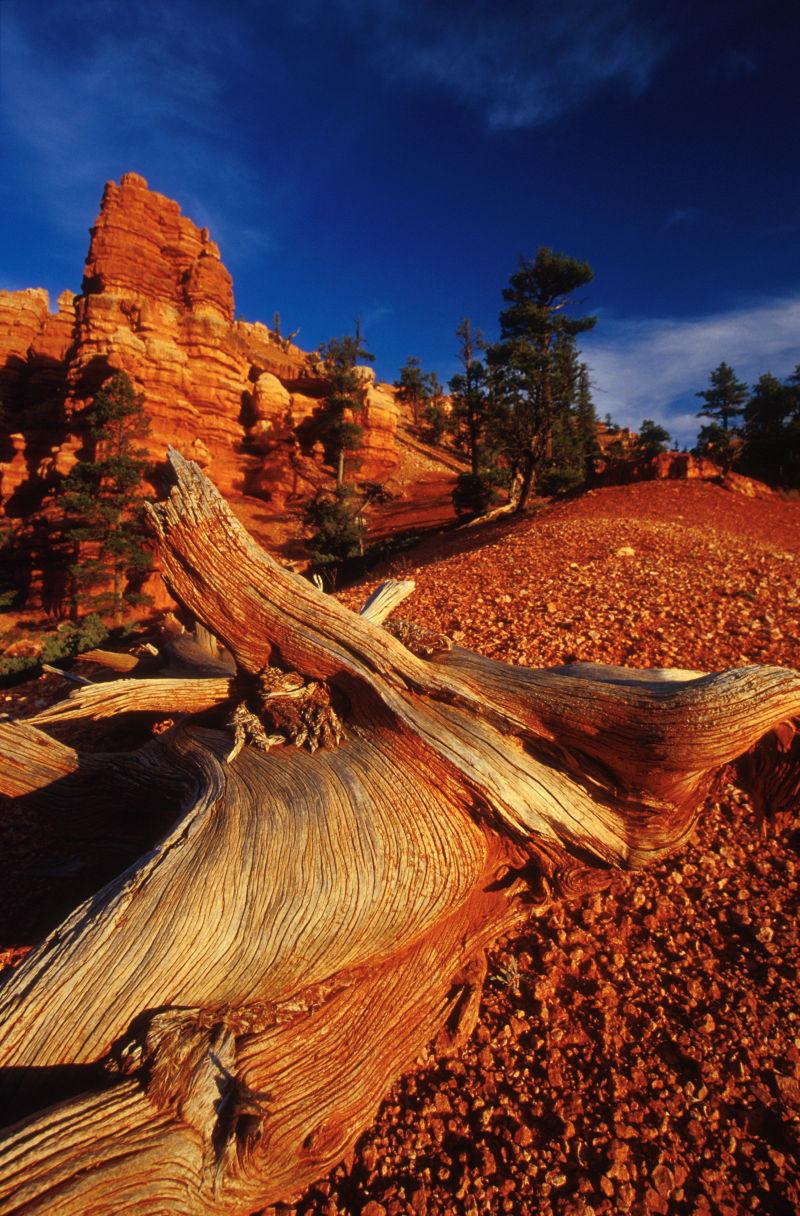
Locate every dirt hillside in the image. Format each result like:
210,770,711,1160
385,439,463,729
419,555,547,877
1,479,798,1216
312,480,800,1216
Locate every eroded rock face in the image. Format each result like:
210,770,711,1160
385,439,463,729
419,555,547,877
593,451,773,499
1,173,399,518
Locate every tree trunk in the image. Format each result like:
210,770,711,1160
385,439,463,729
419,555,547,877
512,449,535,511
0,448,797,1215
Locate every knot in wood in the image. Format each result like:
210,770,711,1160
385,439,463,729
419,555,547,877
385,618,453,658
254,665,345,753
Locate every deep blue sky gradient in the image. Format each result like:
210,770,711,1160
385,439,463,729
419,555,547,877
1,0,798,443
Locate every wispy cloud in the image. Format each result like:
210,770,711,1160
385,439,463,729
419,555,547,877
333,0,669,130
583,294,800,444
665,207,697,228
0,0,276,254
359,303,392,332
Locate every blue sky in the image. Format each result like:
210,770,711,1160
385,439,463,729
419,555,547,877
1,0,798,444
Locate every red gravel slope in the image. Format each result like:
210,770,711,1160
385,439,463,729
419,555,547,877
300,481,800,1216
2,480,799,1216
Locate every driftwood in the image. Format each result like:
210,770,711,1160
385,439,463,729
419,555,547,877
0,448,798,1215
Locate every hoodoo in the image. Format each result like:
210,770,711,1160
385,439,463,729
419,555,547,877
0,173,400,521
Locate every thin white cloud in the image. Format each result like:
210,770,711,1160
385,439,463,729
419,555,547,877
359,303,392,331
665,207,697,228
582,294,800,444
0,0,274,253
340,0,668,130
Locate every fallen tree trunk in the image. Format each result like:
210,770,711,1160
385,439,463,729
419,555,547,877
0,448,797,1215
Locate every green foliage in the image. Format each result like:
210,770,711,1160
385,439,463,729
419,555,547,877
635,419,672,459
536,352,600,493
449,319,491,475
303,485,365,566
693,422,737,472
451,469,503,517
488,248,596,509
358,481,394,508
420,372,448,444
318,331,375,485
57,371,152,621
395,356,430,427
739,368,800,488
0,527,18,612
696,362,748,432
0,615,108,679
575,364,600,478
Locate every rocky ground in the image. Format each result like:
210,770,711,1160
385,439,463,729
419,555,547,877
295,479,799,1216
1,478,799,1215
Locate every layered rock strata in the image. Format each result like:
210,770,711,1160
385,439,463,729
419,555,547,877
1,173,399,520
594,450,773,497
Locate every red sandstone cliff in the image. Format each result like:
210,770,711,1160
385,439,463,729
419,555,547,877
592,450,774,499
1,173,399,525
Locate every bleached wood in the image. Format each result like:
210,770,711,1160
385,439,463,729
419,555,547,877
0,448,796,1215
28,677,233,725
358,578,416,624
40,662,93,685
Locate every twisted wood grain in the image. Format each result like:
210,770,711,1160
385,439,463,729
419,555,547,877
0,449,796,1215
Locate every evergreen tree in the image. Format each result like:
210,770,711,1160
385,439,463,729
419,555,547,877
303,485,365,566
318,330,375,486
693,422,737,472
576,363,600,479
449,319,488,476
536,339,583,494
695,362,748,431
421,371,448,444
635,419,671,459
740,368,800,488
57,371,152,621
395,356,430,427
451,470,504,517
488,248,596,510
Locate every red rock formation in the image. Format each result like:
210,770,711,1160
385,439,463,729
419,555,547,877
0,288,75,419
1,173,400,522
593,450,773,498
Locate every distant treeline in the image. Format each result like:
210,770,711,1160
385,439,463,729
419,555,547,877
392,252,799,516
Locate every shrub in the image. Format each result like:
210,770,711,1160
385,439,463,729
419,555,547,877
451,470,502,517
0,614,109,680
304,486,365,567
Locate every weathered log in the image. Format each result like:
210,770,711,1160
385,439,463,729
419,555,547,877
0,448,797,1215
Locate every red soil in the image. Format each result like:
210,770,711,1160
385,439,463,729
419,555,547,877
2,478,800,1215
312,480,800,1216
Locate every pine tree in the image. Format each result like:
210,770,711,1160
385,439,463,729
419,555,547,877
57,371,152,621
740,368,800,488
695,362,748,432
693,422,737,472
488,248,596,510
318,330,375,486
303,485,365,567
421,372,448,444
395,356,431,428
537,338,583,494
449,319,489,476
576,363,600,479
635,419,671,459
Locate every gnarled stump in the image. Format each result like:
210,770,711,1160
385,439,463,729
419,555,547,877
0,449,797,1215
